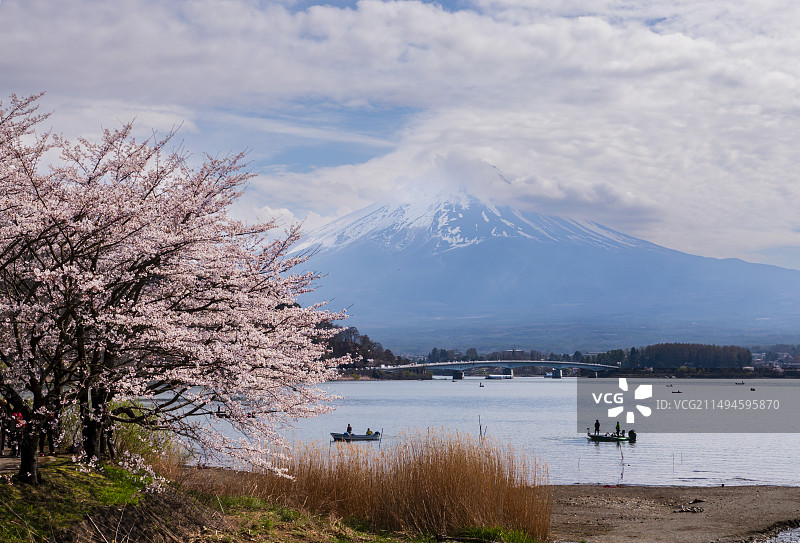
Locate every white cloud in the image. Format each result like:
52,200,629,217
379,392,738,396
206,111,394,148
43,98,198,140
4,0,800,266
228,198,349,237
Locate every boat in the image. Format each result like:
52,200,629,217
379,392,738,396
587,430,636,443
331,431,381,442
735,381,745,385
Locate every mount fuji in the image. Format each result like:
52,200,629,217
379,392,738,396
296,189,800,353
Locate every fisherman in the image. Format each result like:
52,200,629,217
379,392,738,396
594,419,600,435
615,421,620,436
346,423,353,435
366,428,373,435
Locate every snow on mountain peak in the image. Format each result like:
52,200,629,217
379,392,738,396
296,189,653,255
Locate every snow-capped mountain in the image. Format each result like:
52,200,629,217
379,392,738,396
298,190,800,353
296,189,654,254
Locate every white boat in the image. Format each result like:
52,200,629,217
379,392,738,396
330,431,381,442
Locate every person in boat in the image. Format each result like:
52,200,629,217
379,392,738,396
594,419,600,435
615,421,620,436
346,423,352,435
366,428,372,435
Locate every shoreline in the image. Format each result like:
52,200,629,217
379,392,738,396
5,456,799,543
550,484,800,543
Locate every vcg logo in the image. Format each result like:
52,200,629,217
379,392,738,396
592,378,653,424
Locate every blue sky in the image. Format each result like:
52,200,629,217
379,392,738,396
3,0,800,268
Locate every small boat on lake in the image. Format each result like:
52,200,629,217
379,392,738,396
587,431,636,443
331,432,381,442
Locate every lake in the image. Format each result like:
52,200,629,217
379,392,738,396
282,377,800,486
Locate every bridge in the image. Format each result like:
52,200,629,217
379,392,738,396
379,360,618,379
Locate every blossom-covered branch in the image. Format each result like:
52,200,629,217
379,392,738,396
0,94,346,483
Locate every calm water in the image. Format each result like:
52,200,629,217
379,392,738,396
282,377,800,486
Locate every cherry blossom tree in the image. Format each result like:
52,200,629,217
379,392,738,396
0,94,345,483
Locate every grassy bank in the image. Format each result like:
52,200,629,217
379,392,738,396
0,458,149,542
0,430,550,542
0,458,417,543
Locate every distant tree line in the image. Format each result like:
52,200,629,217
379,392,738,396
422,343,752,369
327,326,403,368
630,343,752,369
335,336,754,371
426,347,544,363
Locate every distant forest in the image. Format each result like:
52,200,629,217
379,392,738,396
422,343,752,369
327,328,755,370
326,326,406,368
630,343,752,369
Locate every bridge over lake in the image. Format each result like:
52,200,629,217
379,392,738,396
379,360,618,378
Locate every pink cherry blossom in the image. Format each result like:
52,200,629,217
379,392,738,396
0,94,347,483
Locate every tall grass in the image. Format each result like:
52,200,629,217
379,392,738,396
183,429,551,541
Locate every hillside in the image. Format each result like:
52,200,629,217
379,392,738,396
297,189,800,353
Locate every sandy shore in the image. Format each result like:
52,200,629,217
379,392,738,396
550,484,800,543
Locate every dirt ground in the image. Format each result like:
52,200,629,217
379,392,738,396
550,484,800,543
0,453,52,475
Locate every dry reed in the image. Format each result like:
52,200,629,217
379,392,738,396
181,429,551,541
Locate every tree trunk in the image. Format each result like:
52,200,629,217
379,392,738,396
15,426,40,484
82,407,103,460
82,386,111,460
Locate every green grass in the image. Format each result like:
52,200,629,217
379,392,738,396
0,458,147,543
214,494,274,512
457,526,542,543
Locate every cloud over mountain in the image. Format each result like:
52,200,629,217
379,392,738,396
5,0,800,267
299,188,800,353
